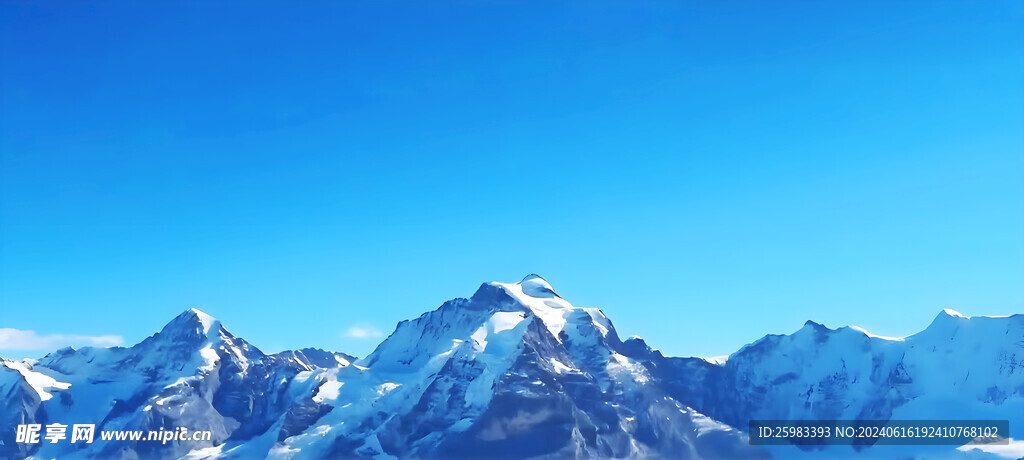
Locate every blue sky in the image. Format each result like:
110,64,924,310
1,1,1022,360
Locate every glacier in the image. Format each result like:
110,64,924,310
1,275,1021,460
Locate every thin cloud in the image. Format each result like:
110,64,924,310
343,325,384,340
0,328,124,351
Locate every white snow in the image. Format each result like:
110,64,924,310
702,355,729,365
190,308,218,334
957,438,1024,459
583,308,611,336
377,382,401,395
314,379,343,403
471,311,528,352
848,326,905,341
198,344,220,368
607,352,649,384
490,275,610,341
518,274,559,298
489,311,528,334
548,358,575,374
154,395,179,406
2,359,71,401
943,308,966,318
463,311,533,408
690,410,735,435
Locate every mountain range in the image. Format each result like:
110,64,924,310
2,275,1022,460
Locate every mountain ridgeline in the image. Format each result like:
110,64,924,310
1,275,1021,459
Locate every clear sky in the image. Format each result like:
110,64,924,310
2,1,1022,360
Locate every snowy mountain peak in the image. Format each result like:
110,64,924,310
517,274,560,298
920,307,971,334
156,307,227,344
485,275,616,341
942,307,966,318
267,277,770,459
493,274,567,306
189,307,218,333
4,283,1020,460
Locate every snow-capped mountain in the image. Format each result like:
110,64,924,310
637,309,1024,459
1,309,351,460
1,275,1021,460
257,275,765,459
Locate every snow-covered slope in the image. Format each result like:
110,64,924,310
1,309,352,460
264,275,763,459
0,358,65,459
272,348,355,371
2,276,1020,460
642,309,1024,459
